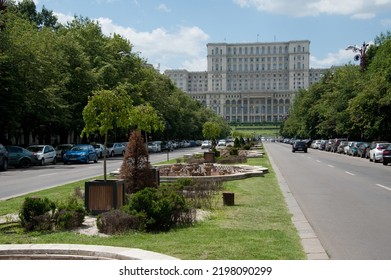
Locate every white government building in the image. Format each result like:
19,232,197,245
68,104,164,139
164,40,328,123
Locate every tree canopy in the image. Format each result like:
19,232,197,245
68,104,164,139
280,32,391,141
0,1,230,145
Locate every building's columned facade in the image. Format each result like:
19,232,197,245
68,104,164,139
165,40,326,123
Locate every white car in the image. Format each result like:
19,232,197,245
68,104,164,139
27,144,57,165
369,143,391,162
148,141,161,153
201,140,212,149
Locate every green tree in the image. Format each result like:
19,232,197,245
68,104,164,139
202,121,222,149
81,84,133,180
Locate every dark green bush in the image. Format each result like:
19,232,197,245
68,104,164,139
230,147,239,156
124,187,193,232
54,196,86,230
96,209,146,234
19,197,56,231
243,144,251,150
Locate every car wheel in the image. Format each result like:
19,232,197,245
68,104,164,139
20,158,31,168
122,150,125,156
40,158,45,166
94,156,98,163
111,151,114,157
0,159,8,171
52,157,57,165
383,161,388,166
86,156,90,164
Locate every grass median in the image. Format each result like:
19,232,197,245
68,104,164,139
0,152,306,260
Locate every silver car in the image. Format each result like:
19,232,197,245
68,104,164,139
27,144,57,165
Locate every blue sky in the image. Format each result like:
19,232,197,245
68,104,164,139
33,0,391,72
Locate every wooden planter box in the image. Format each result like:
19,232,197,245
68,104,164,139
85,179,125,215
204,151,215,163
222,192,235,206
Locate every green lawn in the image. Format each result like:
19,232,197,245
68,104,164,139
0,153,306,260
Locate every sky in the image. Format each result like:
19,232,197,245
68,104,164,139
32,0,391,73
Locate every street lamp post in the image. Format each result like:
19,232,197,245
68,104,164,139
346,42,369,71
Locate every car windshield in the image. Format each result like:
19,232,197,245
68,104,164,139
55,145,71,151
72,146,88,151
27,146,44,152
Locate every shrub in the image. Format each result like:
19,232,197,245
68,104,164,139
54,196,86,230
120,130,158,194
183,180,224,209
19,197,56,231
124,187,194,232
96,209,146,234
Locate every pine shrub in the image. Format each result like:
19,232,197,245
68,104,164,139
120,130,158,194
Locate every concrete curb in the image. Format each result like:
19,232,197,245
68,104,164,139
0,244,179,260
263,144,329,260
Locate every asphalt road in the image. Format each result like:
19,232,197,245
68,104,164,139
0,147,200,201
264,141,391,260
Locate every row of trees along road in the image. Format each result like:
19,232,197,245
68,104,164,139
280,31,391,141
0,0,231,145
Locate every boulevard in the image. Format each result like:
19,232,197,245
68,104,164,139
0,147,198,201
264,141,391,259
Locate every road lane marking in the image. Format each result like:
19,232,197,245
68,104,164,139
316,160,322,163
38,173,59,177
376,184,391,192
328,164,334,168
345,171,355,176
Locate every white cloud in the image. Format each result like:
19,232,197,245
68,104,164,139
54,13,209,71
157,3,171,12
233,0,391,18
310,48,359,68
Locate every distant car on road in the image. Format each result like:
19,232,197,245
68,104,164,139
292,140,308,153
0,144,9,171
6,145,36,168
63,144,98,164
26,144,57,166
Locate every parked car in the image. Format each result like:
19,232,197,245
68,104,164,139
357,142,371,158
63,144,98,164
292,140,308,153
336,141,348,154
382,145,391,166
26,144,57,165
0,144,8,171
369,142,391,162
331,138,347,153
201,140,212,149
55,144,74,162
148,141,161,153
325,139,335,152
106,143,125,157
344,141,354,155
5,146,37,168
217,139,226,148
347,142,363,156
92,143,107,159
